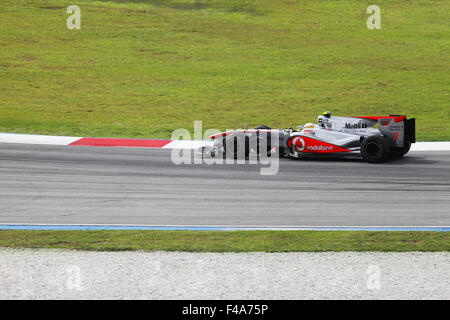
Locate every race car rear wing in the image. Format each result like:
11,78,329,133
378,115,415,147
404,117,416,144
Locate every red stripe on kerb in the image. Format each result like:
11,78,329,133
69,138,172,148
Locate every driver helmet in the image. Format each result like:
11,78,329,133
302,123,315,133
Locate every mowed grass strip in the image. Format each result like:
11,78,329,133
0,0,449,140
0,230,448,252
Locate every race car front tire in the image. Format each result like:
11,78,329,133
253,126,273,157
361,135,392,163
223,132,249,160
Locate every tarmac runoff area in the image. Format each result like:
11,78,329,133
0,249,449,300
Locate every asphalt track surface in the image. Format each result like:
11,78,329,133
0,143,449,226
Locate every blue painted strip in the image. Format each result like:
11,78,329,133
298,227,450,232
0,225,449,231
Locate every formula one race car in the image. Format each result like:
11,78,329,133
199,112,415,163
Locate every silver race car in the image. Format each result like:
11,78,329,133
199,112,416,163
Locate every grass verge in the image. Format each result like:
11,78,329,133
0,0,449,140
0,230,449,252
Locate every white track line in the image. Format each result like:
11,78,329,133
410,142,450,151
162,140,213,149
0,133,81,145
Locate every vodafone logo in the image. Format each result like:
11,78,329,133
307,145,333,151
292,137,305,152
291,136,337,153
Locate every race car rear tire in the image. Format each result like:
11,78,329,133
254,125,271,130
223,132,249,160
393,142,411,158
361,135,392,163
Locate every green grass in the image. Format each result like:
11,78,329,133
0,230,449,252
0,0,449,140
